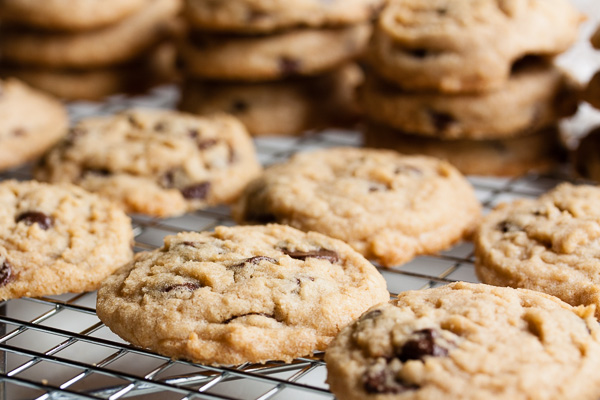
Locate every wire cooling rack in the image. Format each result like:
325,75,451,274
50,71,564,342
0,84,582,400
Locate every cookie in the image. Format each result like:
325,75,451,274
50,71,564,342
0,180,133,300
34,109,261,218
368,0,582,93
359,61,580,139
234,148,481,266
583,70,600,110
325,281,600,400
364,123,566,177
179,64,362,136
574,127,600,181
184,0,383,33
0,0,181,69
181,24,371,81
1,44,180,101
96,224,389,365
475,183,600,317
0,0,146,31
0,78,68,171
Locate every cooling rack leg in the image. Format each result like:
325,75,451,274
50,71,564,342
0,303,6,400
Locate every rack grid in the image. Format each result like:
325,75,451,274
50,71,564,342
0,85,580,400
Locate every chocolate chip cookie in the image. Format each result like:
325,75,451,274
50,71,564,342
234,148,481,266
325,281,600,400
0,180,133,300
368,0,582,93
184,0,383,33
364,123,566,177
96,224,389,365
0,0,146,31
0,78,68,171
34,109,261,218
0,0,181,68
359,61,579,139
179,64,362,136
475,183,600,317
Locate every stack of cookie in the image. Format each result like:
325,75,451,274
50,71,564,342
178,0,382,136
361,0,582,176
0,0,182,100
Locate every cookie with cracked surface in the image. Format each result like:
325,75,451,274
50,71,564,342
368,0,582,93
574,127,600,181
234,148,481,266
0,78,68,171
34,109,261,218
181,24,371,81
475,183,600,318
359,61,579,139
325,281,600,400
0,180,133,300
179,64,362,136
184,0,383,33
0,0,146,31
96,224,389,365
0,0,181,69
364,123,566,177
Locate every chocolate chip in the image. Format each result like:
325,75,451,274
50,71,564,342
363,370,416,394
429,110,456,132
279,57,301,77
189,129,199,139
246,211,277,224
12,128,26,136
497,220,520,233
398,329,448,362
180,182,210,200
84,168,111,177
231,99,249,113
16,212,54,230
361,309,383,321
163,282,201,292
232,256,277,268
0,261,12,286
223,312,275,324
162,170,175,187
406,48,429,58
154,122,167,132
436,7,448,15
127,115,143,128
282,248,339,263
197,139,218,150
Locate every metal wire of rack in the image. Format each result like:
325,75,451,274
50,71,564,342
0,85,581,400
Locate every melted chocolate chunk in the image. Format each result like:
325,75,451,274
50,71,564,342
246,211,277,224
163,282,201,292
363,370,416,394
398,329,448,362
197,139,218,150
232,256,277,268
0,261,12,286
85,168,111,177
231,99,249,113
429,110,456,132
162,170,175,188
282,248,339,263
16,212,54,230
279,57,301,77
223,312,275,324
180,182,210,200
189,129,199,139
